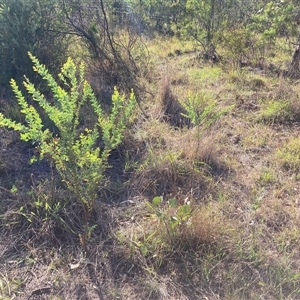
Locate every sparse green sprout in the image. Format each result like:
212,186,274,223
180,92,232,159
145,196,192,243
10,185,18,194
258,168,276,186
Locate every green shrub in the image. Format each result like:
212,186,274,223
0,52,136,247
219,27,252,67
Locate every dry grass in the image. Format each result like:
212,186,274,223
1,36,300,300
158,76,190,128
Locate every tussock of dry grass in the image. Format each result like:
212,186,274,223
158,76,190,128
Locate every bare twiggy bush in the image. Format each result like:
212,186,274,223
62,0,147,94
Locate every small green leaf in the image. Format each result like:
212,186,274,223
169,198,177,207
152,196,162,207
10,185,18,194
177,205,191,218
